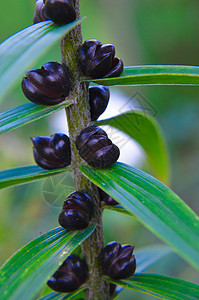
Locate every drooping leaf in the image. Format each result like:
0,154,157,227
0,225,95,300
0,19,83,100
96,111,170,184
80,162,199,271
0,165,69,190
107,274,199,300
84,65,199,86
0,100,73,135
39,287,86,300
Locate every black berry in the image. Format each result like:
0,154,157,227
101,242,136,279
21,62,71,106
31,133,71,170
47,254,88,293
43,0,76,25
75,126,120,169
89,85,110,121
79,39,123,79
59,191,94,230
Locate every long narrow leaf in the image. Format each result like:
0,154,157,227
107,274,199,300
0,225,95,300
135,245,172,273
0,19,83,99
96,111,170,184
84,65,199,86
0,100,73,135
0,165,69,189
80,162,199,271
39,287,86,300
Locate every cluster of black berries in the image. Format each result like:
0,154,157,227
47,241,136,294
20,1,134,296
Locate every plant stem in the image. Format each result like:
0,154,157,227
60,1,110,299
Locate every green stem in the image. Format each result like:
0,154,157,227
60,1,110,299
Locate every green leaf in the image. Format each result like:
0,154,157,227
84,65,199,86
39,287,86,300
80,162,199,271
0,100,73,135
104,205,132,216
96,111,170,184
107,274,199,300
0,225,95,300
0,19,83,100
0,165,69,190
135,245,172,273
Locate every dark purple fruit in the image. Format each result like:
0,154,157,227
31,133,71,170
101,242,136,279
47,254,88,293
79,39,123,79
75,126,120,169
43,0,76,25
21,62,71,106
89,85,110,121
59,191,94,230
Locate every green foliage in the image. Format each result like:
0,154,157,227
107,274,199,299
88,65,199,86
0,225,95,300
0,101,73,135
0,2,199,299
80,162,199,270
0,165,69,189
40,288,86,300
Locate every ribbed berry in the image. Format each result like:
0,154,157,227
79,39,123,79
21,62,71,106
75,126,120,169
47,254,88,293
31,133,71,170
101,242,136,279
59,191,94,230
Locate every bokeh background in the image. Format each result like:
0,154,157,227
0,0,199,299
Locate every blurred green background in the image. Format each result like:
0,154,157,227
0,0,199,299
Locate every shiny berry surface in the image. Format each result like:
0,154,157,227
89,85,110,121
101,242,136,279
79,39,123,79
59,191,94,230
31,133,71,170
50,133,71,165
75,126,120,169
21,62,71,106
47,254,88,293
44,0,76,25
